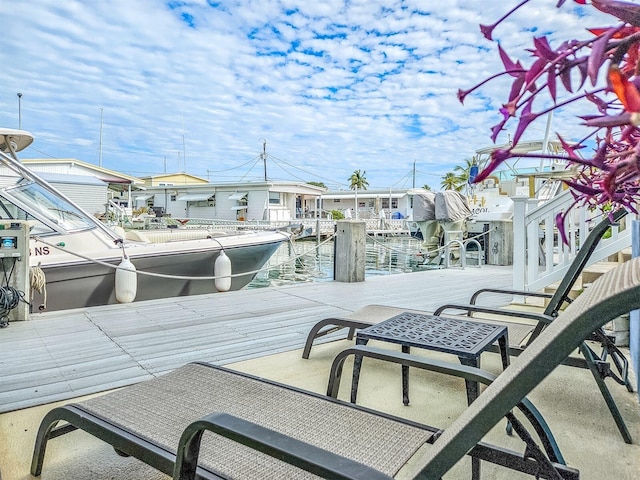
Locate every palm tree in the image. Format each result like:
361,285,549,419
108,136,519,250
441,172,464,191
422,184,432,190
454,157,477,184
348,170,369,190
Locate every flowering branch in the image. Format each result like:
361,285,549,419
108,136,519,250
463,0,640,241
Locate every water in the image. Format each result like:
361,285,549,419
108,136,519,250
248,236,428,288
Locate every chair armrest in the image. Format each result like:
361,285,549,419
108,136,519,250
328,345,564,465
174,411,393,480
469,288,553,305
433,304,555,324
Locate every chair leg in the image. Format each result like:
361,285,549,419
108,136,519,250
302,321,348,359
579,343,633,444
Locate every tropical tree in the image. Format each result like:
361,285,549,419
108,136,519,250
453,157,479,185
422,184,432,191
441,172,464,191
307,181,327,189
348,169,369,190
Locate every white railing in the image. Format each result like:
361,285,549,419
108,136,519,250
513,191,632,292
107,200,132,225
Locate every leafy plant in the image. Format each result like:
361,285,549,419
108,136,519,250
460,0,640,242
330,209,345,220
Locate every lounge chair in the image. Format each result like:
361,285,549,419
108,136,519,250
302,209,634,443
302,209,627,360
31,258,640,479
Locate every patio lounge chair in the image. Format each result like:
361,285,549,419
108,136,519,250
302,209,634,443
302,209,627,360
31,258,640,479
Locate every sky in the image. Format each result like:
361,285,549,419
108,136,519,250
1,0,616,190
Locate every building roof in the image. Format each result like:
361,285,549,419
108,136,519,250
23,158,143,185
140,172,209,184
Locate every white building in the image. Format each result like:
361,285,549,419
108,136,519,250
22,159,143,216
132,181,325,222
319,188,414,219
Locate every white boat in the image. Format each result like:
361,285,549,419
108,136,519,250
0,129,290,312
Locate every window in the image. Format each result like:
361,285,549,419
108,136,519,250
269,192,282,205
170,195,176,201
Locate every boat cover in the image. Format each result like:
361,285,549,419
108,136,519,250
434,191,471,222
413,192,436,221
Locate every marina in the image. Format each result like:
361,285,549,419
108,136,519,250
249,235,429,288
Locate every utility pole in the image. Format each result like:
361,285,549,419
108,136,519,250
412,160,416,188
261,139,267,181
17,93,22,129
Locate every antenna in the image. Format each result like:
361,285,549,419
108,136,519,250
17,93,23,130
182,133,186,172
261,139,267,181
99,107,103,167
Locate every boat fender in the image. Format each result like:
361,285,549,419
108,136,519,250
115,258,137,303
214,250,232,292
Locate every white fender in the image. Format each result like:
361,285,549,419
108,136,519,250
214,250,232,292
115,257,137,303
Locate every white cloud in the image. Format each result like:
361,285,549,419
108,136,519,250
0,0,618,189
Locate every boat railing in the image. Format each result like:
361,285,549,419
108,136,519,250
512,190,631,293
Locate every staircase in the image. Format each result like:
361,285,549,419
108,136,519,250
512,191,632,293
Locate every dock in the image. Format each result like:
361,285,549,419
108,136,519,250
0,266,514,413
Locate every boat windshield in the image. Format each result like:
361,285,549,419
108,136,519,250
0,181,95,235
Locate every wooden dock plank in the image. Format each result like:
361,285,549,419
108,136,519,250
0,266,513,412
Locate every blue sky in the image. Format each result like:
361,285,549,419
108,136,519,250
1,1,613,189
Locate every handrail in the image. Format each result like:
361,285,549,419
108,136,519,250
513,190,631,292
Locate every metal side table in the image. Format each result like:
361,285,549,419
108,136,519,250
352,311,510,406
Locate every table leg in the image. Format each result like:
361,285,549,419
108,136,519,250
458,356,480,405
497,332,510,370
351,338,369,403
402,345,410,405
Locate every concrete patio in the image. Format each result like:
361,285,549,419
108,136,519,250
0,266,639,479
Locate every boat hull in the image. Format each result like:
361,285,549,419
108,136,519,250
30,239,284,312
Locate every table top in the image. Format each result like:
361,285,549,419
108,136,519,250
357,311,508,358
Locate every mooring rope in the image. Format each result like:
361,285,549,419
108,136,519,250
30,264,47,311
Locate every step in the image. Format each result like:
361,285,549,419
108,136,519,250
618,247,632,263
542,282,583,309
582,261,621,286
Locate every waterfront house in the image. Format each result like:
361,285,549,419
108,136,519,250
131,178,325,222
21,158,143,216
320,188,413,219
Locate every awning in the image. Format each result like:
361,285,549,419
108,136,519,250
133,194,153,201
228,192,248,200
177,193,214,201
230,206,248,211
